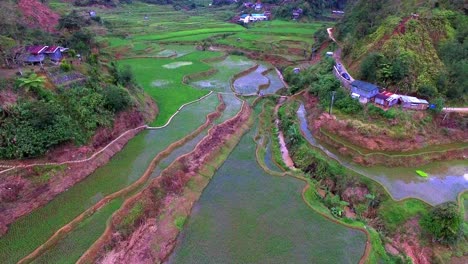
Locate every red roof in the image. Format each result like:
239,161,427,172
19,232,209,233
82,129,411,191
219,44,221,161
26,45,48,55
44,46,60,53
375,91,394,100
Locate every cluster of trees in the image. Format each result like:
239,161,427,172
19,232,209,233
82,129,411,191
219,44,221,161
0,5,138,159
0,71,133,159
284,57,362,114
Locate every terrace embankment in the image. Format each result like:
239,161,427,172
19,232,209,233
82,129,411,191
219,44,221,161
78,102,252,264
302,92,468,167
0,96,157,235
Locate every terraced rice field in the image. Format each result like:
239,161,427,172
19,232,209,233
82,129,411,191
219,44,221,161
297,104,468,205
0,94,220,263
190,55,256,93
6,3,466,263
169,107,367,263
118,51,222,126
233,64,270,95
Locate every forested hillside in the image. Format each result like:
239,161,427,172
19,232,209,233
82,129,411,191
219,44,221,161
336,0,467,102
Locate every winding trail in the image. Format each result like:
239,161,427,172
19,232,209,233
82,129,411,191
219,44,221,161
0,91,214,175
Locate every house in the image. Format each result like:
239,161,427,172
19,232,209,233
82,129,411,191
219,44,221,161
44,46,63,62
292,8,303,19
255,3,263,11
251,13,268,21
239,14,253,23
332,10,345,15
374,91,400,107
399,95,429,110
24,45,48,64
350,80,379,103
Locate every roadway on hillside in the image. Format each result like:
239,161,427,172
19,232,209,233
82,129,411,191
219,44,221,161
327,28,467,113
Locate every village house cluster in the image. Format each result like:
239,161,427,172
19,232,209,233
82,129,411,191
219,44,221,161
334,63,430,110
20,45,68,65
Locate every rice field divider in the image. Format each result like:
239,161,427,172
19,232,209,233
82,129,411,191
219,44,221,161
146,91,214,129
181,52,229,84
0,92,215,176
274,67,289,89
77,100,251,264
318,127,468,159
229,63,259,93
17,94,226,264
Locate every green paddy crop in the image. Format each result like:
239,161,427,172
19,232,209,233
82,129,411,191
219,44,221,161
31,198,123,264
118,51,222,126
0,95,220,263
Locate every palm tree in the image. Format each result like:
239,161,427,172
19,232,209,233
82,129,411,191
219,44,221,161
17,73,45,93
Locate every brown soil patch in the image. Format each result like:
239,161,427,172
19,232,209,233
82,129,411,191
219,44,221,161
18,0,59,33
391,218,432,264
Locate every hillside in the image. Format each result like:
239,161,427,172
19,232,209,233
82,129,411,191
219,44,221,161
335,0,467,103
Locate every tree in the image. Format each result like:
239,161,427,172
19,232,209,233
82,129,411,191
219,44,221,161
421,202,463,245
58,11,88,32
0,35,16,67
430,97,444,114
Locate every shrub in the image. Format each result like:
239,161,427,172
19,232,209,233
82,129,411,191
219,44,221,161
421,202,463,245
101,85,132,112
60,61,72,72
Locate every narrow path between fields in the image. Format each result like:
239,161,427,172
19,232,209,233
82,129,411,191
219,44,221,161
0,91,214,175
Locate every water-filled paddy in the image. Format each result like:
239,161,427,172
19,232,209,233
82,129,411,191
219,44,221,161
0,94,220,263
297,104,468,205
169,113,367,263
189,55,256,93
233,64,270,95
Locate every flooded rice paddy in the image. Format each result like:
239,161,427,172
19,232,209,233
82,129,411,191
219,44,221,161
169,113,367,264
297,104,468,205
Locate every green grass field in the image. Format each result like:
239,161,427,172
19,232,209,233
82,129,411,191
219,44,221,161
118,51,222,126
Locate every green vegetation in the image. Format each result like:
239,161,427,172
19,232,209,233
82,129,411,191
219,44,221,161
174,216,187,231
0,74,140,158
378,199,429,234
117,202,144,237
336,0,467,103
118,51,222,125
421,201,463,245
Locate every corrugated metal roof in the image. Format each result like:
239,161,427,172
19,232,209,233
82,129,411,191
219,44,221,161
400,95,428,104
26,45,48,55
351,80,378,92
